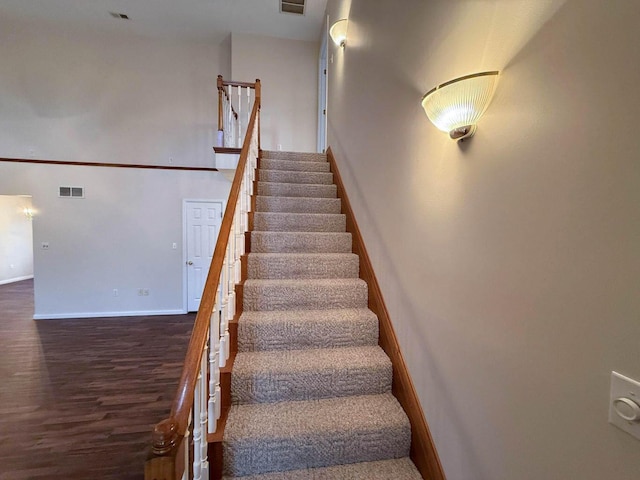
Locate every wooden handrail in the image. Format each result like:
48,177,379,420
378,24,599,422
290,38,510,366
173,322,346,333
148,78,260,476
220,80,257,89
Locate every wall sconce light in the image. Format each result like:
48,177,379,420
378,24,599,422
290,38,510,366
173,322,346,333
421,71,500,142
330,19,348,48
23,207,34,219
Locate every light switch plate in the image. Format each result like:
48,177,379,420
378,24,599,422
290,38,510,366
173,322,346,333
609,371,640,441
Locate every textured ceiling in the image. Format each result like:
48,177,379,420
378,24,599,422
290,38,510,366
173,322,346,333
0,0,328,43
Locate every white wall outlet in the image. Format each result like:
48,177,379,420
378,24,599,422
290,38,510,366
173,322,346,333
143,288,149,296
277,144,282,151
609,371,640,441
138,288,144,296
172,242,177,250
41,242,49,249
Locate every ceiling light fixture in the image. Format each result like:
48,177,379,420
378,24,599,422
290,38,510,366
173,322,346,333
421,71,500,142
329,19,348,48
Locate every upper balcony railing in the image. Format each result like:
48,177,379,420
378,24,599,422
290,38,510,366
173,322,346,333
217,75,258,149
145,77,260,480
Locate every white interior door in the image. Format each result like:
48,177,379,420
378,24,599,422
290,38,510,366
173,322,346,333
185,201,222,312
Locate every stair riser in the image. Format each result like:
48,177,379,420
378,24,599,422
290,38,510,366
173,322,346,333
249,232,352,254
258,170,333,185
237,317,379,352
257,182,337,198
260,158,330,173
232,364,391,404
223,427,410,477
221,458,422,480
247,255,359,279
255,196,341,214
243,283,368,311
262,151,327,162
253,213,346,233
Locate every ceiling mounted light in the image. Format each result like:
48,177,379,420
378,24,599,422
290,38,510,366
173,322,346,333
421,71,500,142
330,19,348,48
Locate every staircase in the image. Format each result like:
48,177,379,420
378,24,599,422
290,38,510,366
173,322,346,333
221,150,422,479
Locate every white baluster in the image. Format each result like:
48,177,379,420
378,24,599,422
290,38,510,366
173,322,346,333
199,348,209,479
208,306,221,434
182,411,191,480
246,86,251,136
238,86,243,147
193,373,202,480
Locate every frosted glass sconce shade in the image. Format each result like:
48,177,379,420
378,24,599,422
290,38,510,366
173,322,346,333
421,71,499,141
330,19,348,48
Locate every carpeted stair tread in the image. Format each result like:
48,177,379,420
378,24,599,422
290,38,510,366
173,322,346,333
259,169,334,186
253,212,346,233
237,308,379,352
247,253,359,279
249,232,352,253
260,158,330,173
261,151,327,162
221,457,422,480
231,346,391,404
255,196,341,214
223,393,411,477
257,182,337,198
243,278,368,311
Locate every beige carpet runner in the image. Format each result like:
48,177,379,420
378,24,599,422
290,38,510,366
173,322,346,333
222,151,422,479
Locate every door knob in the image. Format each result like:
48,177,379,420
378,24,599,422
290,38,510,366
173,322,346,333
187,261,193,265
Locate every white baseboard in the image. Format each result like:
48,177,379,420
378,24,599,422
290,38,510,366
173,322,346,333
33,309,187,320
0,275,34,286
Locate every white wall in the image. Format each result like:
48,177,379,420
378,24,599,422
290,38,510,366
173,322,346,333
0,195,34,284
231,33,318,152
325,1,640,479
0,17,233,317
0,17,223,167
0,162,230,318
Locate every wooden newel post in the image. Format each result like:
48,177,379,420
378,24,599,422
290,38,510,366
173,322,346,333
217,75,224,133
145,418,184,480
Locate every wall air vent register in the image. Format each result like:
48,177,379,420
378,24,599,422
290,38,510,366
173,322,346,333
280,0,305,15
59,186,84,198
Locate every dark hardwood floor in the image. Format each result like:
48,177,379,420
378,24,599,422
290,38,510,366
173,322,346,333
0,280,194,480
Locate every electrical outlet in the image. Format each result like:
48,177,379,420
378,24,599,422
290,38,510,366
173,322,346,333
113,289,118,297
138,288,144,296
609,371,640,441
172,243,177,250
143,289,149,296
41,242,49,250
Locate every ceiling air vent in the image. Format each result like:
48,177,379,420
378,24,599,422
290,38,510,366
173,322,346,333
59,186,84,198
109,12,130,20
280,0,305,15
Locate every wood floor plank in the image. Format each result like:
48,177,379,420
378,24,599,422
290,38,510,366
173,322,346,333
0,280,194,480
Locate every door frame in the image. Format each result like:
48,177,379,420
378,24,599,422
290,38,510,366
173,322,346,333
317,14,329,153
182,198,225,313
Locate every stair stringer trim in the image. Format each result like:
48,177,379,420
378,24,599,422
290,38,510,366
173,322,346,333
326,147,447,480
